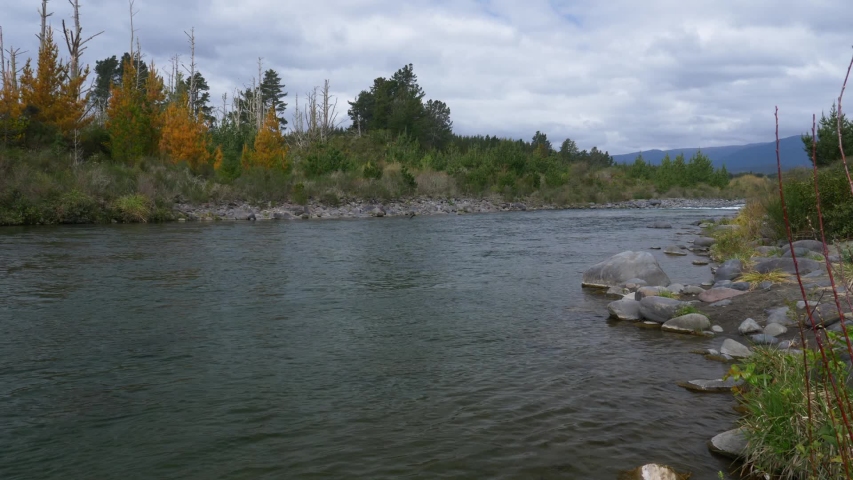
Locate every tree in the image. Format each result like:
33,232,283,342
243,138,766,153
106,60,163,163
801,103,853,166
531,131,552,156
420,99,452,150
19,26,89,137
686,150,714,185
243,106,287,170
182,71,213,123
91,55,120,117
159,91,209,170
558,138,579,163
259,68,287,128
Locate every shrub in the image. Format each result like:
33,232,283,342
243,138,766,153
112,194,151,223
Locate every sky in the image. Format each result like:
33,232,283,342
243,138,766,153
2,0,852,154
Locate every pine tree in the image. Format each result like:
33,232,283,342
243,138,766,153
259,69,287,128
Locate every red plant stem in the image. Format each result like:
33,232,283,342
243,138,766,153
776,107,853,451
810,114,853,364
837,50,853,194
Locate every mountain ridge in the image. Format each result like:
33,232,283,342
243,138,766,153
611,135,811,174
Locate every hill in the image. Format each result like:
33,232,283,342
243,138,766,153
612,135,812,174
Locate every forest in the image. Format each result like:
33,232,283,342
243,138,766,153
0,0,740,225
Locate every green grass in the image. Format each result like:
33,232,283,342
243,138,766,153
674,304,700,317
727,347,853,479
657,290,678,299
112,194,152,223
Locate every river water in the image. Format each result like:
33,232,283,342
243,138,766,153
0,209,741,479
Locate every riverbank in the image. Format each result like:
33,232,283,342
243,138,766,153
588,211,853,478
172,197,746,222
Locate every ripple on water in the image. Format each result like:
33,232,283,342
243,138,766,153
0,210,740,479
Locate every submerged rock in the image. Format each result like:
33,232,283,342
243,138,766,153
693,236,716,247
679,378,742,393
663,245,688,256
582,251,671,288
648,222,673,229
620,463,689,480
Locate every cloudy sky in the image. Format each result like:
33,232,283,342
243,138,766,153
3,0,852,153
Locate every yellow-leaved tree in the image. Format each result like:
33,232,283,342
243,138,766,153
159,91,210,170
242,106,288,170
0,66,25,146
18,27,90,136
106,59,164,164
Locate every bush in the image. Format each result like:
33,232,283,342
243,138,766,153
767,164,853,240
113,194,151,223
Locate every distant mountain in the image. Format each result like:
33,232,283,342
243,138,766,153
612,135,812,174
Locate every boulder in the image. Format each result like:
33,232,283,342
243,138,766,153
698,287,747,303
608,299,643,321
693,236,716,247
714,259,743,282
781,239,826,255
721,338,752,358
712,325,724,333
781,247,811,258
274,211,298,220
755,246,779,256
667,283,685,294
806,303,852,328
663,246,688,256
649,222,673,229
731,282,752,291
754,258,823,276
639,297,686,323
767,307,797,327
662,314,712,334
623,278,649,290
582,251,671,288
713,280,733,289
738,318,762,335
679,378,743,393
709,428,748,459
634,286,670,300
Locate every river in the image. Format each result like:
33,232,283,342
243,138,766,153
0,209,740,479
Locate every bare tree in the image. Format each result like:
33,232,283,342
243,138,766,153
290,80,343,146
319,79,341,141
37,0,54,49
128,0,137,61
182,27,196,111
62,0,103,88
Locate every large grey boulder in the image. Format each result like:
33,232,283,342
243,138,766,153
639,297,686,323
608,299,642,321
781,247,811,258
582,251,671,288
806,303,852,328
714,259,743,282
754,257,823,276
662,314,711,334
709,428,748,459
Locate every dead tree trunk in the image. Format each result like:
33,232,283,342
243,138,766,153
183,28,196,112
62,0,103,93
37,0,54,49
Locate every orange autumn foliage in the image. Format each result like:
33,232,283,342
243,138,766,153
18,27,90,135
106,60,164,163
242,107,288,170
159,92,210,170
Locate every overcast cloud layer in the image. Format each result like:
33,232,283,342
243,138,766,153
3,0,852,153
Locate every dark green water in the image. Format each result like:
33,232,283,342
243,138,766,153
1,209,741,479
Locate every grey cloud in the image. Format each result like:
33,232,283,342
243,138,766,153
2,0,852,154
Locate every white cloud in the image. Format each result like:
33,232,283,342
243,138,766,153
2,0,851,153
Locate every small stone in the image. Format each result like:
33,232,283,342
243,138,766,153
622,463,687,480
709,299,733,307
664,246,688,256
750,334,780,345
739,318,762,335
683,285,705,295
692,260,709,266
712,325,724,333
758,281,773,290
662,314,712,334
731,282,751,291
764,323,788,337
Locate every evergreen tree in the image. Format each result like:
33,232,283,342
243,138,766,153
558,138,579,163
801,103,853,166
183,71,213,123
259,69,287,128
92,55,120,115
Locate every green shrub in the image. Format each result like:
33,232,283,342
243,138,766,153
292,182,308,205
362,161,383,180
113,194,151,223
767,165,853,240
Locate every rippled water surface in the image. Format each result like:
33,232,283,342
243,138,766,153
0,209,742,479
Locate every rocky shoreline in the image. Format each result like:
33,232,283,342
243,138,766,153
589,216,849,479
172,197,745,222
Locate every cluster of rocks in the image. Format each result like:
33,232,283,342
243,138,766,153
582,219,853,473
170,197,746,222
